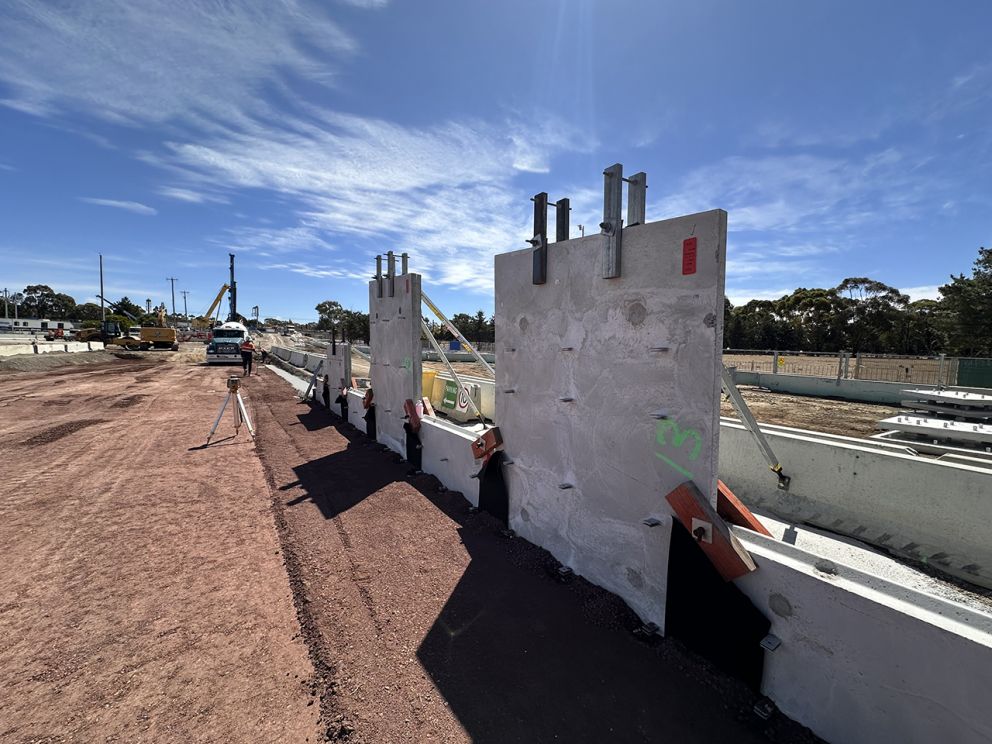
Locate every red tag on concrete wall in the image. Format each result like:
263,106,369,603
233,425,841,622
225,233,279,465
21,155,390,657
682,237,697,275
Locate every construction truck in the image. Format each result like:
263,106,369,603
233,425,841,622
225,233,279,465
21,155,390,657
206,321,250,364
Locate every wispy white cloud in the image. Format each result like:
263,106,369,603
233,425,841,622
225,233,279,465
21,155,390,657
259,261,368,281
338,0,389,8
157,186,228,204
78,197,157,216
0,1,355,124
149,107,588,290
0,2,591,295
0,161,14,171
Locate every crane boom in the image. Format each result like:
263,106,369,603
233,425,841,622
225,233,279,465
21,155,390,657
204,284,230,321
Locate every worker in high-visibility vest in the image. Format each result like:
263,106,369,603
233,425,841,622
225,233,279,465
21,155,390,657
240,338,256,376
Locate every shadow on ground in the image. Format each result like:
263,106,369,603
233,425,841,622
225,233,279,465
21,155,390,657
279,401,817,744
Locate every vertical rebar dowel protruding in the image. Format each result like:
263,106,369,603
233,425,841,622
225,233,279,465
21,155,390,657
602,163,623,278
401,252,409,275
627,172,646,227
531,192,548,285
375,255,383,298
555,198,570,242
386,251,396,297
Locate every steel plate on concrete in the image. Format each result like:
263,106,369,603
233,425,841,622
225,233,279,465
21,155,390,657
494,209,727,628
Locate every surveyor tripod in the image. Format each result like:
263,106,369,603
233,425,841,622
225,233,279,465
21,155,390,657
206,375,255,444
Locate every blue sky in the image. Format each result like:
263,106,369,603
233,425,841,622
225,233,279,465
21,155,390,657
1,1,991,322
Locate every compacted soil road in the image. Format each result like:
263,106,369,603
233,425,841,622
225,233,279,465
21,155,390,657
0,360,317,742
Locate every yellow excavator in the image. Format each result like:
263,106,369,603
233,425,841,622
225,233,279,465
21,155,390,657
192,284,230,329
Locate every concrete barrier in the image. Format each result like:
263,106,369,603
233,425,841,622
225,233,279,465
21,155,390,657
289,351,306,367
0,344,36,357
736,530,992,744
731,370,988,405
418,417,481,506
720,420,992,589
304,355,322,373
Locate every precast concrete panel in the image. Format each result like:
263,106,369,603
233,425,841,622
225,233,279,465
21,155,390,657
325,342,352,391
494,210,727,628
369,273,423,453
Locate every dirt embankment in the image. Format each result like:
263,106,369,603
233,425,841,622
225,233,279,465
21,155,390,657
721,386,898,438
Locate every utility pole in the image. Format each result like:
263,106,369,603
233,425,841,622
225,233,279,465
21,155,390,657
166,277,178,317
181,290,190,318
100,254,106,322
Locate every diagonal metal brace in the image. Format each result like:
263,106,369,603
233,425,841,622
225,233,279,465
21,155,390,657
722,365,790,490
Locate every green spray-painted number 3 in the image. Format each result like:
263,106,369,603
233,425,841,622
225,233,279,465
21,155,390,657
654,419,702,480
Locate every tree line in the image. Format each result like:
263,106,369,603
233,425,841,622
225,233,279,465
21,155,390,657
725,246,991,357
1,285,156,328
13,243,990,357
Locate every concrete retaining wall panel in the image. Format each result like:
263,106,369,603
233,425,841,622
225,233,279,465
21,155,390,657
289,351,306,367
325,342,352,392
720,423,992,588
304,355,322,373
736,531,992,744
368,272,422,455
495,209,727,628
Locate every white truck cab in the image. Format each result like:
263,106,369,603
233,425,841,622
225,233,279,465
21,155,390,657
206,322,250,364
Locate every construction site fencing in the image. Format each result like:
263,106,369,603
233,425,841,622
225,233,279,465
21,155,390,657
722,349,973,387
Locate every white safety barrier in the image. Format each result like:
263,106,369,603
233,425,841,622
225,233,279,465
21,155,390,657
736,530,992,744
720,420,992,589
0,344,36,357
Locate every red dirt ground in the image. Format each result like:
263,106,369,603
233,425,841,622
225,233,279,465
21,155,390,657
0,360,318,742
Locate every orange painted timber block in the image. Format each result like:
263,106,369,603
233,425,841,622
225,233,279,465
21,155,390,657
471,427,503,462
717,480,773,537
665,481,758,582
